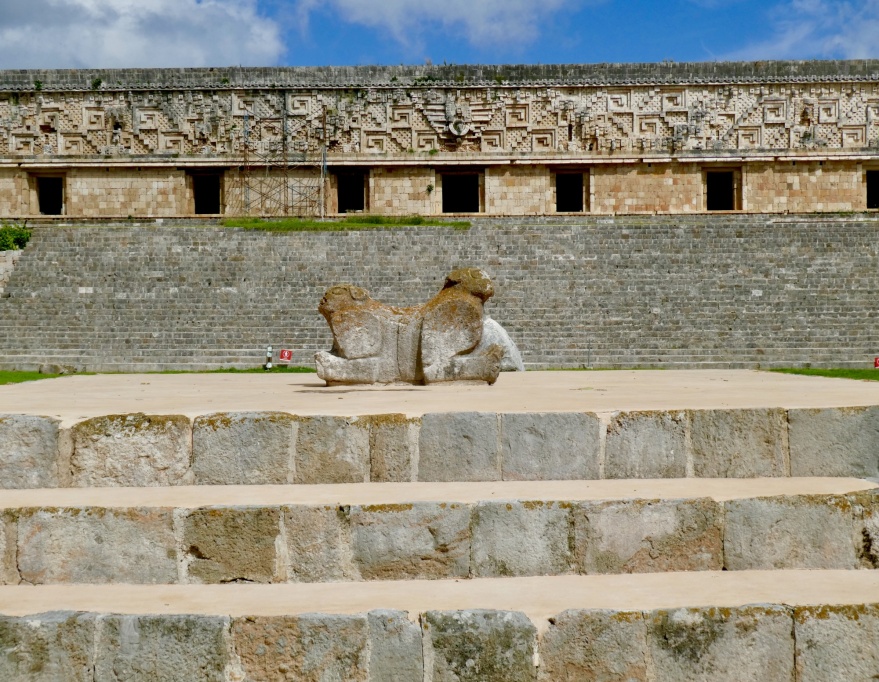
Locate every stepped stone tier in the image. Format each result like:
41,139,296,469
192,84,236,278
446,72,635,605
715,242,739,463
3,370,879,679
2,60,879,217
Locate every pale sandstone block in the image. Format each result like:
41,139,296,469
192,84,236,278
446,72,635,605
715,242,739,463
418,412,500,482
794,604,879,681
283,505,358,582
0,512,13,584
0,612,96,682
295,416,370,484
183,507,280,584
192,412,296,485
70,414,192,487
789,406,879,477
538,610,648,682
95,615,229,682
17,508,176,584
723,495,860,570
501,412,600,480
691,408,788,477
363,414,420,483
647,606,794,681
0,414,61,488
605,411,687,479
351,502,471,580
575,498,723,574
471,501,574,577
231,614,369,682
367,610,424,682
422,610,536,682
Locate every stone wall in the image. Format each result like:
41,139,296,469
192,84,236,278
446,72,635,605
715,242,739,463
370,167,436,215
744,161,864,212
65,169,188,217
0,250,20,294
592,164,704,214
486,167,553,215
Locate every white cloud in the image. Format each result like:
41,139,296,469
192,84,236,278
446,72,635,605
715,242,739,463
0,0,285,68
295,0,587,49
729,0,879,60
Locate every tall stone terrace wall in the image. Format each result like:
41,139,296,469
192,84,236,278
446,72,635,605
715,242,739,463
1,215,878,371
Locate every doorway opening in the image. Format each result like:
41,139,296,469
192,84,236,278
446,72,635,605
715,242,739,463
441,173,481,213
37,176,64,215
867,170,879,209
705,170,738,211
556,172,585,212
336,171,367,213
192,173,222,215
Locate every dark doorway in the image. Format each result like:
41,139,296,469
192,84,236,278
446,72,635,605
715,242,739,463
37,177,63,215
337,172,366,213
868,171,879,209
706,171,736,211
441,173,480,213
556,173,584,212
192,174,221,215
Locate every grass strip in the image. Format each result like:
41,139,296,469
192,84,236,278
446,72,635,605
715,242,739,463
770,368,879,381
0,371,60,385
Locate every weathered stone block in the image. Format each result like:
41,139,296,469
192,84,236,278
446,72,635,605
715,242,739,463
422,610,536,682
283,505,358,582
0,511,17,585
351,502,470,580
789,407,879,477
184,507,280,584
538,610,648,681
418,412,500,482
795,604,879,681
95,615,229,681
0,612,96,682
294,416,370,484
501,412,600,480
471,501,574,577
691,408,787,477
368,610,424,682
231,614,369,682
364,414,420,483
17,508,176,584
192,412,296,485
723,495,860,570
0,414,60,488
648,606,794,681
575,498,723,574
70,414,192,487
605,411,687,479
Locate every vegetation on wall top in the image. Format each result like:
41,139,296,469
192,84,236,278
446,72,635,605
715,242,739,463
0,223,30,251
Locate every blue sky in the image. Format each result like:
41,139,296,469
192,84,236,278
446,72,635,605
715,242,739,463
1,0,877,69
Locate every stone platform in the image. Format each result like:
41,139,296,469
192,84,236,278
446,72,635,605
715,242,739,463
3,370,879,679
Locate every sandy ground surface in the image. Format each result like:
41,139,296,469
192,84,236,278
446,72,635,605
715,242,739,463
2,370,879,425
2,572,878,628
0,478,873,509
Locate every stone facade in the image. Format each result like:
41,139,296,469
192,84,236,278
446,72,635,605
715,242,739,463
2,61,879,217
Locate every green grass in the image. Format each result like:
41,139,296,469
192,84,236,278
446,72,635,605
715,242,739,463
221,215,471,231
0,371,60,385
770,368,879,381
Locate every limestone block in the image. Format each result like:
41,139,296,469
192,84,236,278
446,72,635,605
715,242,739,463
647,606,794,681
183,507,280,584
478,317,525,372
0,512,17,584
0,414,60,488
691,408,787,477
471,501,574,577
70,414,192,487
95,615,229,682
192,412,296,485
422,610,537,682
351,502,471,580
364,414,420,483
17,508,176,584
575,498,723,574
789,407,879,477
418,412,500,482
283,505,358,582
367,610,424,682
794,604,879,681
723,495,860,570
605,411,687,479
0,612,96,682
538,610,648,682
231,614,369,682
294,416,370,484
501,412,600,480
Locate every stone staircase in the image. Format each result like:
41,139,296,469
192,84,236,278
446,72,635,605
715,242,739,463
2,215,879,371
3,377,879,680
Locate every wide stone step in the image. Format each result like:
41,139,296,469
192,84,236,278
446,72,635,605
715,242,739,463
1,479,876,585
1,572,879,681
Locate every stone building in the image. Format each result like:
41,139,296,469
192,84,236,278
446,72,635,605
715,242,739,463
1,60,879,219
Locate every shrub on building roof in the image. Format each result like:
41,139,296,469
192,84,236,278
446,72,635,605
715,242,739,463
0,224,31,251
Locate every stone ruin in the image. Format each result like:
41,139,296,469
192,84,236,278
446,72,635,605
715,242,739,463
315,267,524,385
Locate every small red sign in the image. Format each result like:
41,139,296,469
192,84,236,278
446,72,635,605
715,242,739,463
874,357,879,369
279,349,293,363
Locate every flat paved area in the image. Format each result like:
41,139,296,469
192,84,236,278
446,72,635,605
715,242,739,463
0,478,873,509
3,572,879,628
3,370,879,425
